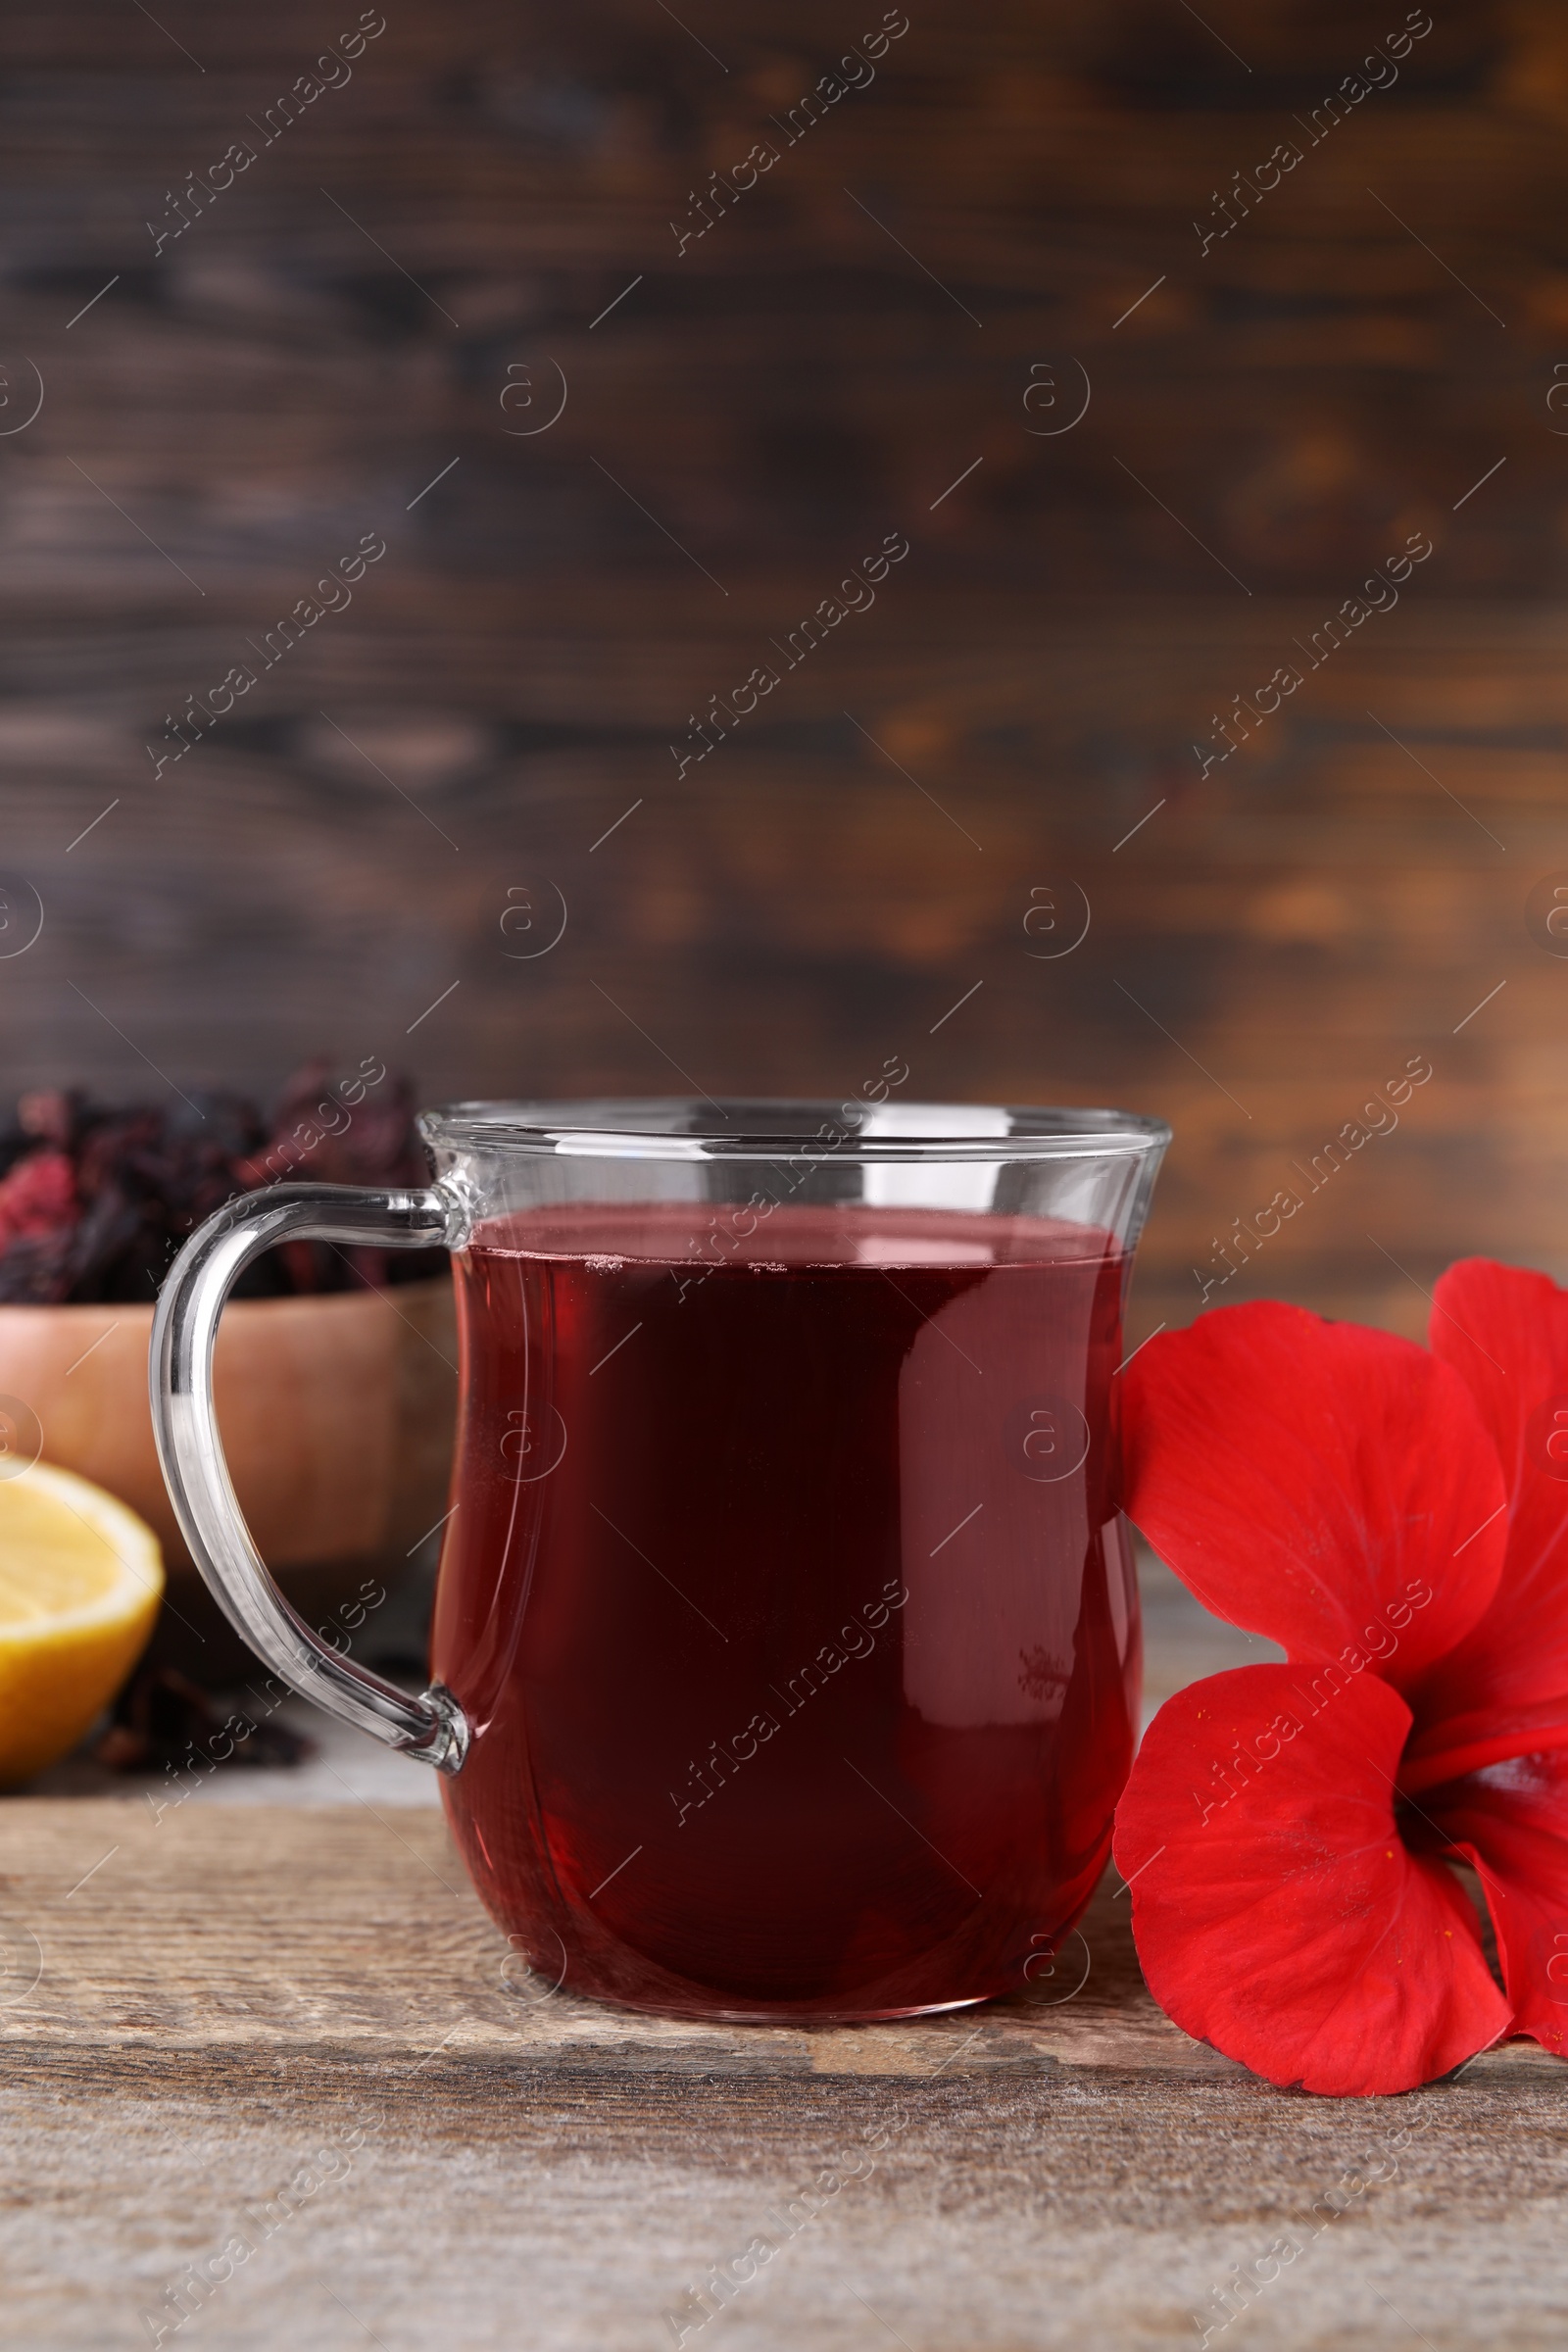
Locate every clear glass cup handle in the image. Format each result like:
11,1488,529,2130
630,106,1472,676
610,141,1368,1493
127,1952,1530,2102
150,1182,470,1773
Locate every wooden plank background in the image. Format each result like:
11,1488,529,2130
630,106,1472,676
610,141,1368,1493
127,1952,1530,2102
0,0,1564,1331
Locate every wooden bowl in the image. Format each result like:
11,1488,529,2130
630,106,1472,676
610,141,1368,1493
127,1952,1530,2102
0,1276,457,1679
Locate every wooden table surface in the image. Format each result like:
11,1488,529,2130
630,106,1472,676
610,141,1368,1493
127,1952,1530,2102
6,1565,1565,2352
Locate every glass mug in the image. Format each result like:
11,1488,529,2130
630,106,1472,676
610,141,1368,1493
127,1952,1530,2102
151,1098,1168,2023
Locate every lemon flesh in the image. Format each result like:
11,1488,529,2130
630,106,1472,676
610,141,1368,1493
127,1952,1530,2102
0,1462,164,1787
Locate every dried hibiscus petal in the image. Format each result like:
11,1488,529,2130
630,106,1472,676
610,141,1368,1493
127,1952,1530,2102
0,1061,443,1305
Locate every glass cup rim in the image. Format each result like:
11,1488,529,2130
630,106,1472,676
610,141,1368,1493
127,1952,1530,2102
420,1096,1172,1163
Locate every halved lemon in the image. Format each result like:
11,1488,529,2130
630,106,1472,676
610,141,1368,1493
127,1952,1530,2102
0,1461,164,1787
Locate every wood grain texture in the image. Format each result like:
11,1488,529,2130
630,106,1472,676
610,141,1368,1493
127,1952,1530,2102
3,16,1564,2342
0,1275,455,1577
0,1792,1564,2352
0,1562,1559,2346
0,0,1559,1341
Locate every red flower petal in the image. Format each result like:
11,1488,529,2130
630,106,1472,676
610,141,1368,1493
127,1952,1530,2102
1113,1665,1509,2094
1409,1260,1568,1780
1121,1302,1505,1690
1426,1753,1568,2058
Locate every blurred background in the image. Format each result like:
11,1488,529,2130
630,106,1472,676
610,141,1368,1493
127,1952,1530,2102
2,0,1565,1343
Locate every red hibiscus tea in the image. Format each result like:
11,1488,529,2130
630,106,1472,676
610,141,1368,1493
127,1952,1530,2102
155,1099,1166,2021
432,1200,1141,2020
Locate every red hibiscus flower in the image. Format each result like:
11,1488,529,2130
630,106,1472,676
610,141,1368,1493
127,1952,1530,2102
1111,1258,1568,2096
